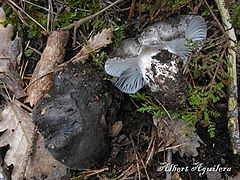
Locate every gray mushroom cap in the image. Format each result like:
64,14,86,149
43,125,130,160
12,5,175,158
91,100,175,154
138,15,206,46
104,15,207,94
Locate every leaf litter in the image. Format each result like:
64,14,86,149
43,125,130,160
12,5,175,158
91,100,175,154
0,1,240,179
70,28,114,63
0,100,67,179
154,116,204,157
0,7,24,98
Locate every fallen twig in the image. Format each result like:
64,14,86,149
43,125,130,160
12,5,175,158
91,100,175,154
145,127,157,165
6,0,47,32
60,0,122,47
25,30,69,106
203,0,228,38
61,0,123,31
138,152,150,180
77,168,109,179
130,137,141,180
214,0,240,154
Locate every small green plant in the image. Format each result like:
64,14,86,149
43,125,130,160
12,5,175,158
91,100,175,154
181,83,223,137
112,23,125,47
171,0,190,9
90,51,107,68
141,0,190,16
186,39,200,51
130,92,181,119
231,2,240,30
5,0,109,38
131,82,223,138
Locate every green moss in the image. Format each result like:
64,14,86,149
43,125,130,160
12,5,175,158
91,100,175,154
141,0,190,15
112,23,125,47
181,83,223,137
4,0,109,38
231,2,240,30
130,92,181,119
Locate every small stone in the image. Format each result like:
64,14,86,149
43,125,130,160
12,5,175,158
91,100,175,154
47,144,55,150
117,134,126,143
111,121,123,137
206,171,221,180
220,158,226,164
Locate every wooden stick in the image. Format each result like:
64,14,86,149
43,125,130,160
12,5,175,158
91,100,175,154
215,0,240,154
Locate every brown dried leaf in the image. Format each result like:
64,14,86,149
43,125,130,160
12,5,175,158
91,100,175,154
71,28,114,63
0,7,24,98
25,133,67,179
154,116,203,157
0,101,35,179
0,8,6,27
172,172,183,180
128,0,136,18
25,30,69,106
0,101,67,179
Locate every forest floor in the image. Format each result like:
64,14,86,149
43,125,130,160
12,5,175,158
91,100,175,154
0,0,240,180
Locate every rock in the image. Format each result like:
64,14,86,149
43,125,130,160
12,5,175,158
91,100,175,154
111,121,123,137
32,63,120,169
206,171,222,180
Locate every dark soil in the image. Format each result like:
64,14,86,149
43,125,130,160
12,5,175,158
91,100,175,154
1,1,240,180
33,8,240,180
32,61,240,179
97,97,240,180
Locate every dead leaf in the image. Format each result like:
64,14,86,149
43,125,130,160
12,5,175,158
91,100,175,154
25,133,67,179
127,150,136,163
25,30,69,106
0,8,6,28
71,28,113,63
0,101,35,179
154,116,203,157
172,172,183,180
0,7,24,98
0,101,67,179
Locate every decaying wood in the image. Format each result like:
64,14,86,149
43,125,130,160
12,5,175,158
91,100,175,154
0,7,24,98
215,0,240,154
25,30,69,106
